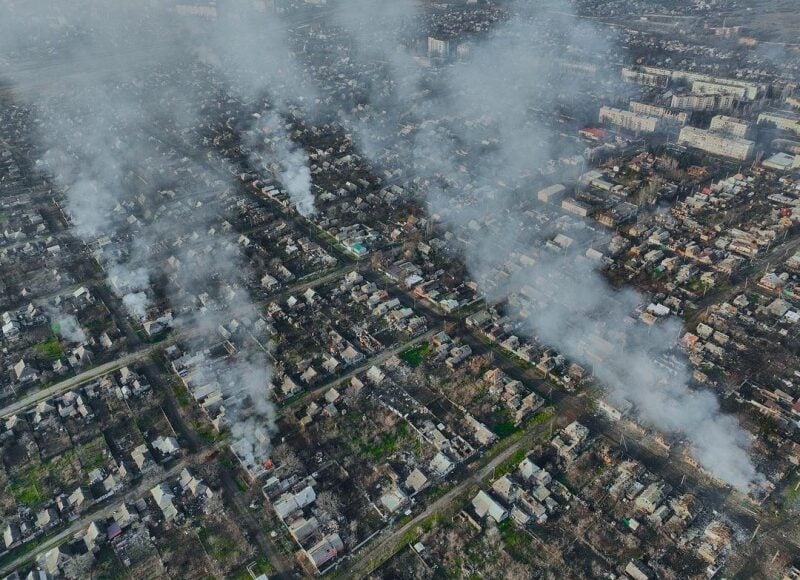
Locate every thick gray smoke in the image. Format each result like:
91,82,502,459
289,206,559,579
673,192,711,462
0,1,279,466
329,0,760,490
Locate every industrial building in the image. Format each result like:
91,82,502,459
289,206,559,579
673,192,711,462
762,152,800,171
427,36,449,58
561,197,591,217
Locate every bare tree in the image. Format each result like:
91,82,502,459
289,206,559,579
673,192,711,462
272,443,302,475
316,489,343,518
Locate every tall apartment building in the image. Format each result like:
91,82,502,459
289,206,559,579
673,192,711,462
638,66,762,99
758,112,800,136
621,67,670,88
427,37,450,58
709,115,750,138
629,101,689,125
599,106,659,133
692,80,748,100
678,126,755,161
671,93,735,111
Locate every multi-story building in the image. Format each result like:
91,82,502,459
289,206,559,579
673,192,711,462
621,67,670,88
678,126,755,161
427,36,450,58
758,112,800,136
692,80,748,100
561,197,591,217
671,93,735,112
537,183,567,203
629,101,689,125
599,106,659,133
709,115,750,138
638,66,762,100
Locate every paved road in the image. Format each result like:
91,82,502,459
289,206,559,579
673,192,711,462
689,234,800,320
0,261,365,575
343,413,559,578
279,327,440,418
217,465,294,580
0,345,164,419
0,458,191,576
0,263,359,421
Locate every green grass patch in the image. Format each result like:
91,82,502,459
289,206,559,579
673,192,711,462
362,420,412,461
33,335,64,361
494,448,529,479
10,461,49,506
398,512,441,546
76,438,108,471
10,481,42,506
365,432,399,461
493,420,518,439
199,429,217,444
198,526,237,563
173,382,191,407
529,407,555,425
191,419,219,444
782,476,800,512
491,407,519,439
498,519,537,564
85,318,108,335
11,450,81,507
219,454,234,470
399,342,430,367
250,556,276,577
194,422,218,444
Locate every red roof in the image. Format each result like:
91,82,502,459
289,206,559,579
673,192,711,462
581,127,605,138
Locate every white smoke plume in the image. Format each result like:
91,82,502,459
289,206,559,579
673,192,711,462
226,353,276,467
0,0,761,489
247,110,316,217
327,0,760,489
47,308,87,344
122,292,149,322
0,1,281,466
